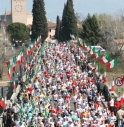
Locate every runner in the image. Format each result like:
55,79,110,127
4,42,122,127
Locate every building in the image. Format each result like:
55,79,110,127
46,21,56,42
0,10,33,26
0,0,56,42
0,0,82,42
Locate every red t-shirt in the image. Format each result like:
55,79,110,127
27,87,33,94
50,108,56,114
114,101,121,109
56,109,62,114
120,98,124,105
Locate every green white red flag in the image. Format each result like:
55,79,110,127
89,47,95,55
5,61,10,67
100,52,110,64
111,76,114,91
16,52,22,65
12,56,16,71
8,64,11,78
13,81,16,90
70,34,75,40
93,63,100,72
77,37,82,44
121,76,124,83
92,50,100,59
87,46,91,53
20,50,24,61
26,46,30,56
81,53,86,60
102,71,107,82
83,42,88,50
106,58,118,69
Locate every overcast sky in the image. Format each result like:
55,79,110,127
0,0,124,22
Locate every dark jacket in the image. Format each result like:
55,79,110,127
99,81,104,90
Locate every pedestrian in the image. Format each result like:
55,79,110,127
116,105,124,127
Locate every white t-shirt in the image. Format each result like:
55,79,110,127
110,99,114,107
53,94,58,100
72,95,77,103
110,115,116,122
58,98,64,104
76,98,82,105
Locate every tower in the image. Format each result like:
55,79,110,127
11,0,27,25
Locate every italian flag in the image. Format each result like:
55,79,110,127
87,46,91,53
8,64,11,78
20,50,24,61
13,81,16,90
89,47,95,55
121,76,124,83
70,34,75,40
16,52,22,65
23,66,27,72
93,63,100,72
4,10,6,25
12,56,16,71
102,71,107,82
106,58,118,69
77,37,82,44
81,53,86,60
26,46,30,56
92,50,100,59
111,76,114,91
9,58,13,66
83,42,88,50
100,52,110,64
5,61,10,67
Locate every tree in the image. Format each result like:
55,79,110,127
81,14,102,45
59,21,63,42
75,12,84,23
31,0,48,42
55,16,61,41
6,22,30,42
61,3,67,41
61,0,78,41
95,13,124,60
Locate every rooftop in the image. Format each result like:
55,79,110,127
47,21,56,28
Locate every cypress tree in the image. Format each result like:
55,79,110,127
59,21,63,42
31,0,48,42
61,3,67,41
61,0,78,41
81,14,102,45
55,16,61,41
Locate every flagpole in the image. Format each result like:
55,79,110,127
104,64,106,77
99,61,100,73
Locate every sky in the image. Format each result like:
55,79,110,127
0,0,124,22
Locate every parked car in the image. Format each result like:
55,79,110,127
91,46,105,52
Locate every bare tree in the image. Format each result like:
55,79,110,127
96,12,124,62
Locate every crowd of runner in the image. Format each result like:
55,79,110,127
2,42,124,127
